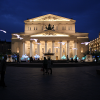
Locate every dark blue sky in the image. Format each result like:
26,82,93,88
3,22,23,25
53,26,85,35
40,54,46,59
0,0,100,41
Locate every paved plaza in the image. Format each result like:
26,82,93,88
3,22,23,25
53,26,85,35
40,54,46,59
0,65,100,100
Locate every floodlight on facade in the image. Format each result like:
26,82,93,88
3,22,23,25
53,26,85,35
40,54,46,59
22,54,29,58
30,39,38,42
54,47,60,48
81,42,90,45
13,34,23,40
0,29,6,33
72,48,78,50
34,54,40,58
36,43,41,45
61,55,66,59
58,42,66,45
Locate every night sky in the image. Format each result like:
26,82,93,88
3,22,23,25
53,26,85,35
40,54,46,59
0,0,100,41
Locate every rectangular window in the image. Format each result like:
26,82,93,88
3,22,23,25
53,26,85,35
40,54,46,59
49,48,51,53
56,48,58,53
64,26,66,30
81,47,83,53
42,26,43,30
17,48,19,53
70,26,72,30
68,26,72,30
35,48,37,53
68,27,70,30
42,48,44,53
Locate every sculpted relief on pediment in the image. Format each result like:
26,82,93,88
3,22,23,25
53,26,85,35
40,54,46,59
27,14,71,22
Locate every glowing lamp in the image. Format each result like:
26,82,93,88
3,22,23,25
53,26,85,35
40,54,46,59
0,29,6,33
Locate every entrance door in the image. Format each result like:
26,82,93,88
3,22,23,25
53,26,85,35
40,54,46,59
56,56,58,60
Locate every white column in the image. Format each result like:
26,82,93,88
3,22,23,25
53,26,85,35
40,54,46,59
32,43,34,57
66,42,67,56
23,42,25,55
45,41,47,53
67,41,69,58
60,42,62,59
75,42,77,55
37,41,40,55
52,41,54,53
30,41,32,57
74,41,77,56
52,41,55,60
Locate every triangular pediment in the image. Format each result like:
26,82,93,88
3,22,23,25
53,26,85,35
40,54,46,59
25,14,73,22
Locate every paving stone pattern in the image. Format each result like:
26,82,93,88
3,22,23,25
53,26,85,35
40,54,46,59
0,66,100,100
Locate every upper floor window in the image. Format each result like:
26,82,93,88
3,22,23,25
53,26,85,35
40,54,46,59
36,27,37,30
34,27,35,30
62,26,66,30
30,27,31,30
68,26,72,30
42,26,43,30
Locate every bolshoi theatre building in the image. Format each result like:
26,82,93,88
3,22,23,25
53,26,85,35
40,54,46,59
11,14,89,60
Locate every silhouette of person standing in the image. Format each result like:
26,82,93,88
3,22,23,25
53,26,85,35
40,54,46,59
43,57,47,74
47,57,52,74
17,55,19,63
0,55,7,87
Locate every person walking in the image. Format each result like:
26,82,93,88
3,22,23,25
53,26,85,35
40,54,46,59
43,57,47,74
17,55,19,63
47,57,52,74
0,55,7,87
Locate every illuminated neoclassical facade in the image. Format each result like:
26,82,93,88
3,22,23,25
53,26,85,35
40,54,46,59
11,14,89,60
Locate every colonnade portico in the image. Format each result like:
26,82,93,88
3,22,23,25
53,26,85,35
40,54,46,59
11,14,89,60
22,40,77,60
